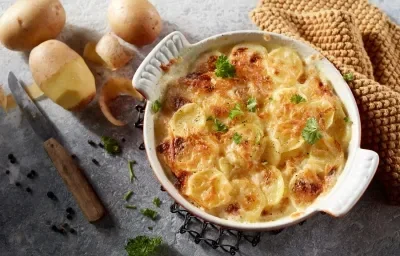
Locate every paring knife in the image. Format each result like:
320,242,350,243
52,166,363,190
8,72,106,222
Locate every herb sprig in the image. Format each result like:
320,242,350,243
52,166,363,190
215,55,236,78
101,136,121,155
207,116,228,133
233,132,242,144
125,236,162,256
302,117,322,144
141,208,158,220
290,94,306,104
343,72,354,82
229,104,244,119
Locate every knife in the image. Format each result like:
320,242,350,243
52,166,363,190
8,72,106,222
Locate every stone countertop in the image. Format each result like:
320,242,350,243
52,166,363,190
1,0,399,256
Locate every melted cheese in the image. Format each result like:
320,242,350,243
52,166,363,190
155,43,351,223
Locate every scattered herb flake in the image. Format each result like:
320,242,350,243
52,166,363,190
128,160,136,183
141,208,158,220
148,227,153,231
247,97,257,112
290,94,306,104
215,55,236,78
233,132,242,144
343,72,354,82
153,197,161,207
152,100,162,113
124,191,134,201
302,118,322,144
344,116,352,124
125,205,137,210
101,136,121,155
214,118,228,133
125,236,162,256
229,104,244,119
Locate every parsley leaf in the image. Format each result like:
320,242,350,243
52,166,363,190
152,100,162,113
229,104,244,119
344,116,352,124
215,55,236,78
302,118,322,144
141,208,158,220
128,160,136,183
101,136,121,155
124,191,133,201
247,97,257,112
207,116,228,133
125,236,162,256
290,94,306,104
233,132,242,144
153,197,161,207
343,72,354,82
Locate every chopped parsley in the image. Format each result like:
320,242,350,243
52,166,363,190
343,72,354,82
125,205,137,209
141,208,158,220
148,227,153,231
153,197,161,207
290,94,306,104
247,97,257,112
125,236,162,256
128,160,136,183
152,100,162,113
229,104,244,119
124,191,133,201
233,132,242,144
344,116,352,124
215,55,236,78
101,136,121,155
302,117,322,145
207,116,228,133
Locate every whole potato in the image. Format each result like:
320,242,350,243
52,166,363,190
0,0,66,51
29,40,96,110
108,0,162,47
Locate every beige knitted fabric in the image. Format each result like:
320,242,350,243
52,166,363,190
250,0,400,204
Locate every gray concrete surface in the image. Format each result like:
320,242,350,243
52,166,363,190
1,0,399,255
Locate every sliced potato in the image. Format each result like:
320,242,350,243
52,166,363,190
99,77,144,126
185,169,232,209
258,166,285,207
169,103,206,137
267,47,304,86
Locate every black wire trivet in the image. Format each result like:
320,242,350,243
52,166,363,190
134,101,294,254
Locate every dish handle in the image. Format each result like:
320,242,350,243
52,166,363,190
319,148,379,217
132,31,190,101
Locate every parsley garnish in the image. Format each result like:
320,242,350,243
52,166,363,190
290,94,306,104
229,104,244,119
215,55,236,78
343,72,354,82
153,197,161,207
207,116,228,132
128,160,136,183
233,132,242,144
141,208,158,220
124,191,133,201
125,236,162,256
152,100,162,113
125,205,137,209
247,97,257,112
344,116,352,124
302,118,322,144
101,136,121,155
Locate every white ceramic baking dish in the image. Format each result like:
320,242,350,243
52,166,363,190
132,31,379,231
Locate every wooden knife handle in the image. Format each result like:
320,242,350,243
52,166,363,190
44,138,106,222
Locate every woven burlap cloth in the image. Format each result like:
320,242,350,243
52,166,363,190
250,0,400,204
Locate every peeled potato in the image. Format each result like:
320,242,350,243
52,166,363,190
29,40,96,110
0,0,65,51
95,33,135,70
99,77,144,126
108,0,162,47
83,42,105,66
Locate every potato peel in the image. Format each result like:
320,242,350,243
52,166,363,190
99,77,144,126
83,41,106,66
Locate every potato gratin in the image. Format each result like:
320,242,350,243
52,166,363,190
154,43,351,222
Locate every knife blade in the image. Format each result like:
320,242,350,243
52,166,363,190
8,72,58,141
8,72,106,222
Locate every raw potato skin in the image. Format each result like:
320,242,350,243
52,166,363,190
108,0,162,47
95,33,135,70
29,40,96,110
0,0,66,51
